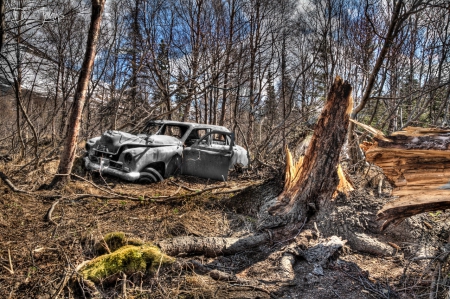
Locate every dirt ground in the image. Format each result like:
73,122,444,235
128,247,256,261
1,160,450,298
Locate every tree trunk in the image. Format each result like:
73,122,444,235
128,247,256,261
267,76,353,223
0,0,5,53
50,0,106,188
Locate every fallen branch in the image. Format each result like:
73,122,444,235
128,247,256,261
39,180,263,206
0,171,31,194
153,183,228,202
122,273,127,299
170,181,197,192
45,199,60,225
377,198,450,231
212,181,264,195
158,233,271,257
70,173,130,198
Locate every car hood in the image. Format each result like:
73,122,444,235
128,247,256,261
96,130,181,153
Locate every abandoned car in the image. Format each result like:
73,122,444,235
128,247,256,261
83,120,248,183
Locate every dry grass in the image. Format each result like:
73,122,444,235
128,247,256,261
0,153,265,298
1,152,449,298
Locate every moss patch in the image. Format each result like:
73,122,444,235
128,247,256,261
82,244,174,282
95,231,136,255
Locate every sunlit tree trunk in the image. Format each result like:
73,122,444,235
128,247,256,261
50,0,106,188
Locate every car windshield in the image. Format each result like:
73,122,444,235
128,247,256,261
140,123,162,135
159,125,188,139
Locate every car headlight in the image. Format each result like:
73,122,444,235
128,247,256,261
124,153,133,164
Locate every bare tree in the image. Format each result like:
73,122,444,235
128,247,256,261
50,0,106,188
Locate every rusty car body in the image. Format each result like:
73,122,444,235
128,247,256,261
83,120,248,183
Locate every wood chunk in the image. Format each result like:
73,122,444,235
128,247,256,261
354,124,450,230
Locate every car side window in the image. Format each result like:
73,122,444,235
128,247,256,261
212,133,227,145
185,129,209,146
194,131,233,150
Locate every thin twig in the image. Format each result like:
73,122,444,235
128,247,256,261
122,273,127,299
51,260,90,299
45,199,60,225
70,173,135,200
170,181,197,192
2,249,14,275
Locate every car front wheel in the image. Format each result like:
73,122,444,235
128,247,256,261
138,167,164,184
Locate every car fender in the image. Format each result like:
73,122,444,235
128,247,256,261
120,145,183,173
231,145,249,168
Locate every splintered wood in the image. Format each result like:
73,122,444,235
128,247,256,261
270,76,353,217
357,125,450,230
283,143,354,198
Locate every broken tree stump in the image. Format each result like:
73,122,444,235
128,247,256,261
268,76,353,221
358,125,450,230
282,146,354,199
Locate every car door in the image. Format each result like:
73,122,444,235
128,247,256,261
181,130,234,181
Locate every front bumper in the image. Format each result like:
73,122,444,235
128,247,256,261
83,156,140,182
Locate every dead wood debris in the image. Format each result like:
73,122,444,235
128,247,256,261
353,121,450,229
0,169,266,225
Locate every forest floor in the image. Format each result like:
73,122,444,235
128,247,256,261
0,158,449,298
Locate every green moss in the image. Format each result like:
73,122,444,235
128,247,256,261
95,232,127,255
81,244,174,282
127,237,145,246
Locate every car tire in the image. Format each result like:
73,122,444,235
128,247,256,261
138,167,164,184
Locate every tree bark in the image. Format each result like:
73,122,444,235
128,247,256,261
158,234,270,257
50,0,106,188
267,76,353,222
0,0,5,53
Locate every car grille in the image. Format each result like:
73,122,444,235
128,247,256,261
109,160,123,169
88,155,123,170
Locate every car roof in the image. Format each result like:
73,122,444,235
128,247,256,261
148,120,230,132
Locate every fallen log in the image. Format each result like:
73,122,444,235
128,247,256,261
357,125,450,230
